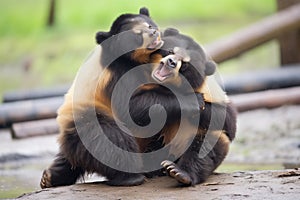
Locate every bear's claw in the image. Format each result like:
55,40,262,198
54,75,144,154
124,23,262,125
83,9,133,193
40,169,52,189
161,160,192,185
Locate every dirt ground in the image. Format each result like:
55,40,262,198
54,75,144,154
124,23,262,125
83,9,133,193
227,105,300,166
1,105,300,199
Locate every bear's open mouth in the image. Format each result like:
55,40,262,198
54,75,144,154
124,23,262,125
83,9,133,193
152,62,173,82
147,36,164,50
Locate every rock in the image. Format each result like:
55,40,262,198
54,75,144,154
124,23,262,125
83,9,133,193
18,169,300,200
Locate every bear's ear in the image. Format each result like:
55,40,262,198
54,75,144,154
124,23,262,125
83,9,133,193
205,61,216,76
163,28,179,37
139,7,150,16
95,31,111,44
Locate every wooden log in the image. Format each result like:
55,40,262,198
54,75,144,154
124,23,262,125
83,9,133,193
223,65,300,94
2,85,68,103
11,118,59,139
1,67,300,129
0,97,63,128
205,3,300,63
3,65,300,104
230,86,300,112
7,86,300,138
277,0,300,65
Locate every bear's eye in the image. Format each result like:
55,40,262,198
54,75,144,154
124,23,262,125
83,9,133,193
180,62,189,71
148,25,152,29
168,49,174,55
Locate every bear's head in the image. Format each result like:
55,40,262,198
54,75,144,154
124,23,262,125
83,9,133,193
151,28,216,91
96,7,164,66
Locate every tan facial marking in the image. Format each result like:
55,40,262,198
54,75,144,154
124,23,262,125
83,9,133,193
196,76,230,103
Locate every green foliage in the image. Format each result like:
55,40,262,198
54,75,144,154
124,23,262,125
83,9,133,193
0,0,276,97
217,163,283,173
0,0,275,36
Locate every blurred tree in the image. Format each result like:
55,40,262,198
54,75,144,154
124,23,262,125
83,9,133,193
47,0,56,27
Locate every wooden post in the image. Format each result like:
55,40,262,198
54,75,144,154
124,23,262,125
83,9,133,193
277,0,300,66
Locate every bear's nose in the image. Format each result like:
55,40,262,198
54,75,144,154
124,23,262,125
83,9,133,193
150,29,158,37
167,57,177,68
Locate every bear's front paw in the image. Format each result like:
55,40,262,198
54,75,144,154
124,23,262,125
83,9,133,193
40,169,52,189
161,160,192,185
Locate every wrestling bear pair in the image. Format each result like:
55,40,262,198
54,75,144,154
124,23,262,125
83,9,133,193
40,7,236,188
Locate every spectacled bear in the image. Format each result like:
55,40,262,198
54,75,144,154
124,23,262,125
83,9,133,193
40,8,236,187
40,7,164,188
127,28,237,185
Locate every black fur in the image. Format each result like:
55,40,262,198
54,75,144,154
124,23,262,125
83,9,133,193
62,109,145,186
95,8,160,67
96,7,154,44
40,7,162,188
132,28,237,185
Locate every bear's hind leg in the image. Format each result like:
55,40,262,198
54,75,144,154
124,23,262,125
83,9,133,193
162,131,230,186
40,152,84,188
74,111,145,186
